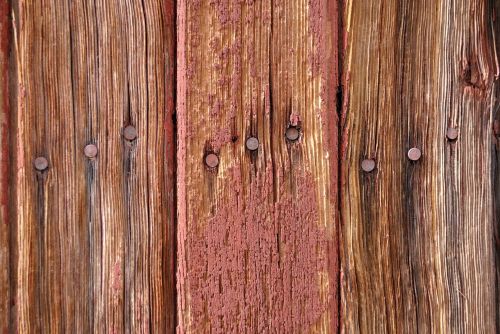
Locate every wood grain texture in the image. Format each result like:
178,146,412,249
340,0,499,332
177,1,339,333
10,0,176,332
493,0,500,327
0,1,11,333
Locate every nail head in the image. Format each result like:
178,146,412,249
285,127,300,141
361,159,376,172
245,137,259,151
34,157,49,171
123,125,137,141
205,153,219,168
407,148,422,161
446,128,459,141
84,144,98,158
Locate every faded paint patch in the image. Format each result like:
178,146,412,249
177,0,339,332
185,165,330,333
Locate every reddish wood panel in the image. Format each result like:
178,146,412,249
2,1,498,333
340,0,499,332
177,1,339,332
494,0,500,325
0,1,11,333
8,0,176,332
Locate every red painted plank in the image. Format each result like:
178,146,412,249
176,1,340,332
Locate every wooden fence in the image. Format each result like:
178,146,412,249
0,0,499,333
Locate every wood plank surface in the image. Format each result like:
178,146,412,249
493,0,500,327
0,1,11,333
340,0,499,332
9,0,176,332
2,1,499,333
176,1,339,333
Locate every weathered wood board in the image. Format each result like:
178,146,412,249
493,0,500,327
176,0,339,332
5,0,176,332
0,0,498,333
340,0,499,332
0,1,11,332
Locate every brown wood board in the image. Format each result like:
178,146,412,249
176,0,340,332
6,0,176,332
340,0,499,332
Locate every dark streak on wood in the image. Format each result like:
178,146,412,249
493,0,500,328
1,1,498,333
341,0,499,332
8,0,176,332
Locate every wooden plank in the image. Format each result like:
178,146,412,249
177,1,339,332
0,1,11,333
340,0,499,332
493,0,500,326
11,0,176,332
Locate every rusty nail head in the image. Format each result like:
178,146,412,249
205,153,219,168
84,144,98,158
361,159,376,172
246,137,259,151
446,128,459,141
123,125,137,141
407,147,422,161
285,127,300,141
34,157,49,171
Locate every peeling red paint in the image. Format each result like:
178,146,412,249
178,0,340,332
209,127,232,152
289,113,301,126
323,2,341,332
186,166,330,333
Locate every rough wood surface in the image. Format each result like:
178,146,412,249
176,0,339,332
493,0,500,327
9,0,176,332
0,1,11,333
340,0,499,332
3,1,499,333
